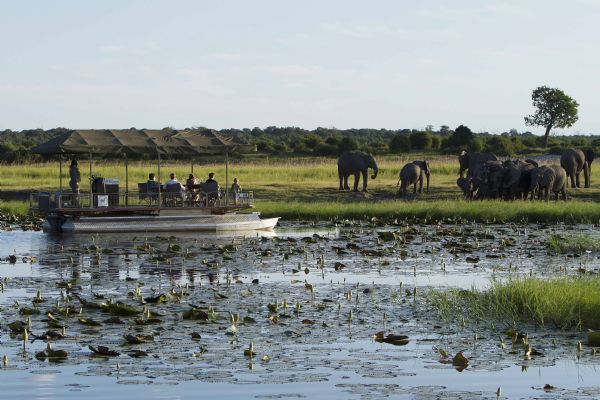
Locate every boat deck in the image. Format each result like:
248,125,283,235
52,205,251,217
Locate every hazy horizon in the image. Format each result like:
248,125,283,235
2,0,599,135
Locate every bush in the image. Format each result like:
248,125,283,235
410,131,432,150
389,134,411,153
365,140,388,155
338,137,358,154
430,135,442,150
451,125,473,147
314,142,337,156
302,134,323,149
485,136,514,156
468,138,485,152
548,146,566,155
255,139,275,153
521,137,537,147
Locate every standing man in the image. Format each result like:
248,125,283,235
69,159,81,206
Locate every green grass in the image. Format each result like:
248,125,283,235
427,276,600,330
0,200,30,216
256,199,600,224
3,156,600,223
547,234,600,254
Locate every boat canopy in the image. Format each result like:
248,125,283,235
31,128,256,155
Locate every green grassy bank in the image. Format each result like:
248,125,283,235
256,199,600,224
3,198,600,224
428,276,600,330
3,156,600,223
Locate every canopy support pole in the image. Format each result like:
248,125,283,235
89,152,93,209
157,151,161,208
225,151,229,206
59,155,63,208
125,154,129,206
191,160,194,175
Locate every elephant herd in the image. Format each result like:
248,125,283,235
337,151,430,196
337,148,594,201
456,149,594,201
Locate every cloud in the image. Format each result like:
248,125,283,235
98,41,160,56
176,67,235,97
320,22,408,39
255,64,313,76
99,44,125,54
415,2,530,20
319,21,458,44
208,52,242,62
275,33,309,44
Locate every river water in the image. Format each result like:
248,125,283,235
1,222,600,399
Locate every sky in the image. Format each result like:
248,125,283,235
1,0,600,135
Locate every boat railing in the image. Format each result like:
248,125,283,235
29,190,254,213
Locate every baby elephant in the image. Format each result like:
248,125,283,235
398,160,430,197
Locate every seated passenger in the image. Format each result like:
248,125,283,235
147,173,159,193
164,173,185,192
205,172,218,185
186,174,200,203
166,173,180,186
186,174,198,187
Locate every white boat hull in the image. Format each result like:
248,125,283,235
43,212,279,233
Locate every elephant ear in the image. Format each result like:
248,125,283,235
585,148,595,164
424,160,430,175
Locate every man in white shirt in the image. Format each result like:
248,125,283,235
165,173,179,186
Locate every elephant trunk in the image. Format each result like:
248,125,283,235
371,163,378,180
426,172,430,193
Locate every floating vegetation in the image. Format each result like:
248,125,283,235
2,222,600,398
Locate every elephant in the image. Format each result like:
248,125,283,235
529,165,567,201
398,160,430,197
470,177,495,200
458,151,499,178
515,160,537,200
560,148,595,188
493,159,539,200
493,160,523,200
338,151,378,192
457,177,473,199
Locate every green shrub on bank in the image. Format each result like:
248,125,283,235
428,276,600,330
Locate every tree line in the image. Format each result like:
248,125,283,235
0,86,590,162
0,125,598,163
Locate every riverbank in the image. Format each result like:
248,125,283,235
3,156,600,225
3,197,600,227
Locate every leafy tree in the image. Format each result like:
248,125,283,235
430,135,442,149
314,142,337,156
389,134,411,153
446,125,473,149
524,86,579,147
439,125,451,135
485,136,513,156
366,140,388,155
468,137,485,152
301,133,323,149
337,137,358,154
410,131,432,150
